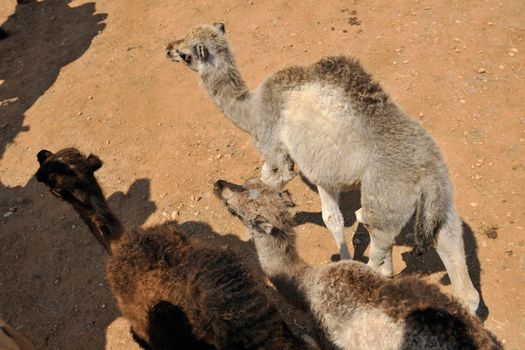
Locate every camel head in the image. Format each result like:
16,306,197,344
214,178,295,239
166,23,228,74
36,148,103,210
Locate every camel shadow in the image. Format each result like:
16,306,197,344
108,179,157,228
0,2,107,347
292,176,488,320
0,0,106,157
0,177,153,350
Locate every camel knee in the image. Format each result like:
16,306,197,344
322,211,344,235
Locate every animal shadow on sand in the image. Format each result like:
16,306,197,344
293,175,488,320
0,0,106,157
0,178,153,350
0,1,107,348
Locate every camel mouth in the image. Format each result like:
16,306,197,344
166,48,182,62
213,180,228,200
214,180,243,201
165,40,187,63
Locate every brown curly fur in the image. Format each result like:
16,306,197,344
266,56,389,112
36,148,307,350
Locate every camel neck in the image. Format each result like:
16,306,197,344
252,228,310,310
200,56,256,134
252,229,308,281
70,189,124,254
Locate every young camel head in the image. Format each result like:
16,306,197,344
36,148,122,253
214,178,296,239
166,23,228,74
36,148,103,208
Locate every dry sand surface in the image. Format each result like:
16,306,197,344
0,0,524,349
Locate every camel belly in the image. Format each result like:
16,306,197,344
281,83,367,189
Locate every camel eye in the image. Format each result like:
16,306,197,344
227,207,239,217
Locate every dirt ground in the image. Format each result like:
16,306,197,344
0,0,523,349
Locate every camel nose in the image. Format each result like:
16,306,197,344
214,180,226,192
166,46,175,58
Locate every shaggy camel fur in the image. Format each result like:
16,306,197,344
167,23,480,313
35,148,312,350
215,179,502,350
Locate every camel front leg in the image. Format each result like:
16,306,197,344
318,186,351,260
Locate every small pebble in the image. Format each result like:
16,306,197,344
469,202,478,207
459,99,466,104
486,229,498,240
478,68,486,73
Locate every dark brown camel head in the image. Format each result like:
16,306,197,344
36,148,122,253
36,147,103,209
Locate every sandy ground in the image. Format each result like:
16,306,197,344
0,0,524,349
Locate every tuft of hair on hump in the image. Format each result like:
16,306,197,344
312,56,389,108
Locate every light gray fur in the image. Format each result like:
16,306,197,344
168,24,479,312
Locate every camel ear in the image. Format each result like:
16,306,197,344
213,22,225,35
86,154,102,172
279,190,295,207
37,150,53,165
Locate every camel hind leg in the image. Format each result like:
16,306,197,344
358,175,418,277
356,208,396,276
435,207,480,314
